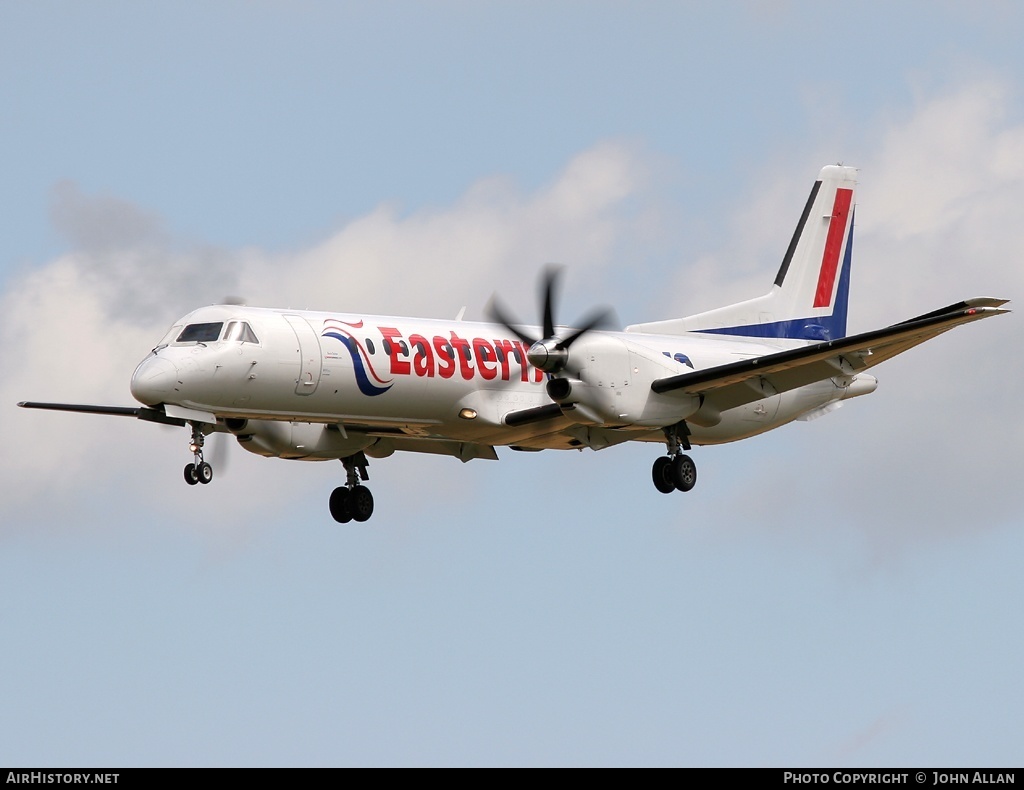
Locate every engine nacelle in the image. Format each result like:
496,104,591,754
236,420,375,460
555,334,703,427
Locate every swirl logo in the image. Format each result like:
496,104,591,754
321,319,393,396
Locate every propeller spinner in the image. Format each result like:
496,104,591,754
488,266,613,376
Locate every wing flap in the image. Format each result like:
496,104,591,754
367,436,499,462
651,302,1009,409
503,402,564,427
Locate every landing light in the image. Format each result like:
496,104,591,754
459,408,478,420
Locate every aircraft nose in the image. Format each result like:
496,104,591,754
130,356,177,406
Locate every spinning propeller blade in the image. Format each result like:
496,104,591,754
487,266,613,375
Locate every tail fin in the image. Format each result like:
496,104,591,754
628,165,857,341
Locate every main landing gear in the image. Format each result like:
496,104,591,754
183,422,214,486
329,451,375,523
652,421,697,494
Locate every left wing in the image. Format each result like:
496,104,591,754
18,401,187,426
651,298,1009,412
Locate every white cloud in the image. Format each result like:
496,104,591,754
246,140,650,319
844,81,1022,551
4,86,1020,552
712,80,1023,556
855,80,1024,323
1,141,657,534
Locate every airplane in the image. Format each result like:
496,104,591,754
18,165,1009,523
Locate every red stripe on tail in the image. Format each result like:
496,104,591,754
813,187,853,308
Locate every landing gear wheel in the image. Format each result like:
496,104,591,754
183,463,199,486
652,456,675,494
329,486,352,523
197,461,213,485
350,486,375,522
671,454,697,492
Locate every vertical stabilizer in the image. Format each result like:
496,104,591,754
627,165,857,341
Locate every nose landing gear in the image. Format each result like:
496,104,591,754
329,451,375,523
183,422,214,486
652,421,697,494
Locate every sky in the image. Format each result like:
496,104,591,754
1,0,1022,767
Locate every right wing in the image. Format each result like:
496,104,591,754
651,298,1009,413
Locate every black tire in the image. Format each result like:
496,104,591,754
183,463,199,486
329,486,352,523
350,486,375,522
671,454,697,492
197,462,213,485
652,456,675,494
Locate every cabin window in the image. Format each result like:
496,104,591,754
382,339,391,355
177,322,223,343
398,340,409,356
366,339,376,354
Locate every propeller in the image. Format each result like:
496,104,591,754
488,266,613,376
209,430,232,477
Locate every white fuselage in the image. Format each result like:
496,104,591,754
130,304,874,460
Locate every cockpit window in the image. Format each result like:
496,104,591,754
156,325,183,348
224,321,260,344
176,322,224,343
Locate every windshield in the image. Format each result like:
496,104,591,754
176,322,224,343
154,325,183,349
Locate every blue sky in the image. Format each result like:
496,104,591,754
2,1,1022,767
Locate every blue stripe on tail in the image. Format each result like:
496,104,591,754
697,211,853,341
